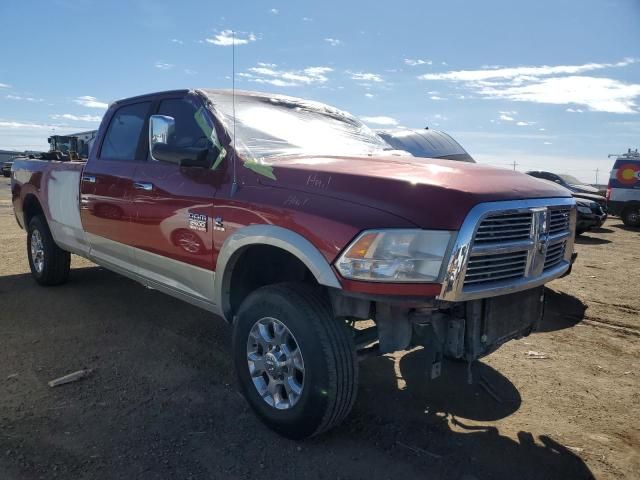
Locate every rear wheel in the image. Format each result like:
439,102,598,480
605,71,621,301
27,215,70,285
232,283,358,439
621,207,640,228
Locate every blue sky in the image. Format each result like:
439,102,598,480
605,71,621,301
1,0,639,183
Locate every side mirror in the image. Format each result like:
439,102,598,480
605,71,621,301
152,143,217,168
149,115,175,159
149,114,217,168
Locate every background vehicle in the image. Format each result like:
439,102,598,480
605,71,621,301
607,149,640,227
575,198,607,235
2,160,13,177
11,88,576,439
377,128,475,162
526,171,607,210
527,170,601,195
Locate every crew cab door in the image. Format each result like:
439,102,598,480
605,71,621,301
80,101,152,272
129,94,225,303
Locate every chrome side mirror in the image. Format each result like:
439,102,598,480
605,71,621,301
149,115,175,161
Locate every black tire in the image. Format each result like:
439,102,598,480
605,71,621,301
575,229,585,236
27,215,71,286
621,207,640,228
2,172,10,178
232,283,358,439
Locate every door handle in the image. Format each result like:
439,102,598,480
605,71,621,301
133,182,153,191
82,175,96,183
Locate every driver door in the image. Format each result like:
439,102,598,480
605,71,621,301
130,94,225,303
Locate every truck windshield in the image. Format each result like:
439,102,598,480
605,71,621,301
203,90,390,162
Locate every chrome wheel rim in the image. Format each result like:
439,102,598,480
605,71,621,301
629,211,639,223
30,229,45,274
246,317,305,410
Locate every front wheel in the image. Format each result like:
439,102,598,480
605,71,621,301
27,215,71,286
232,283,358,439
622,207,640,228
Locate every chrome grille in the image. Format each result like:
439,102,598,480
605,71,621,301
464,251,528,285
549,208,570,235
440,198,576,302
474,212,533,244
544,241,566,270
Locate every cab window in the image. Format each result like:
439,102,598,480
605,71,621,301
100,102,151,160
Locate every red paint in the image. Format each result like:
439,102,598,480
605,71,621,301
12,89,572,299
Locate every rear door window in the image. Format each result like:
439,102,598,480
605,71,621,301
100,102,151,160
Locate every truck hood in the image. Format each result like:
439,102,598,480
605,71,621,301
254,155,572,230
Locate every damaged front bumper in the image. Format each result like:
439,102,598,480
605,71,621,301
332,286,546,380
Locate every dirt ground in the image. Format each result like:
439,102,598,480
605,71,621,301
0,176,638,480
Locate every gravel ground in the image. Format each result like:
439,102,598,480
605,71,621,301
1,176,638,479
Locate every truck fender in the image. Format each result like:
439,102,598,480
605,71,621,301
213,224,342,321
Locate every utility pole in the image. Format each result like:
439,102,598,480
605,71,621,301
595,168,599,185
512,160,519,171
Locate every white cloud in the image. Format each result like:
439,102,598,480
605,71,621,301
516,121,531,126
155,62,174,70
544,141,552,145
404,58,432,66
499,114,515,121
302,17,312,21
205,30,257,46
347,71,383,83
50,113,102,122
184,68,197,75
566,107,584,113
364,93,374,98
324,38,342,47
430,95,445,100
419,58,640,113
0,83,11,88
360,116,398,126
479,76,640,114
5,94,43,102
171,38,183,45
270,8,279,14
74,96,108,109
419,58,637,82
242,65,333,87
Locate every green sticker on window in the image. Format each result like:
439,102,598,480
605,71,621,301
194,106,213,140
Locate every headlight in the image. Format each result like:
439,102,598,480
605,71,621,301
577,205,592,214
335,229,455,282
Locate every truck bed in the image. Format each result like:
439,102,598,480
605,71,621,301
11,158,89,255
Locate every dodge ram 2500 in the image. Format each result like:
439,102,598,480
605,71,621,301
11,89,576,439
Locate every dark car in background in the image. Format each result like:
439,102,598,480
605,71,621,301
377,128,475,162
576,198,608,235
2,160,13,177
526,171,601,195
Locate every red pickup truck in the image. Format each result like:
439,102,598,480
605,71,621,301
11,89,576,438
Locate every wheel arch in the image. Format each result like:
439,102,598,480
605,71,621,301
214,225,342,322
23,193,45,228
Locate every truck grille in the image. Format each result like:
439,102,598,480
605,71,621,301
549,208,570,235
474,212,533,244
462,205,574,289
464,251,528,285
544,241,566,270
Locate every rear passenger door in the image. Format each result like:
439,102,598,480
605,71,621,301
80,101,151,272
